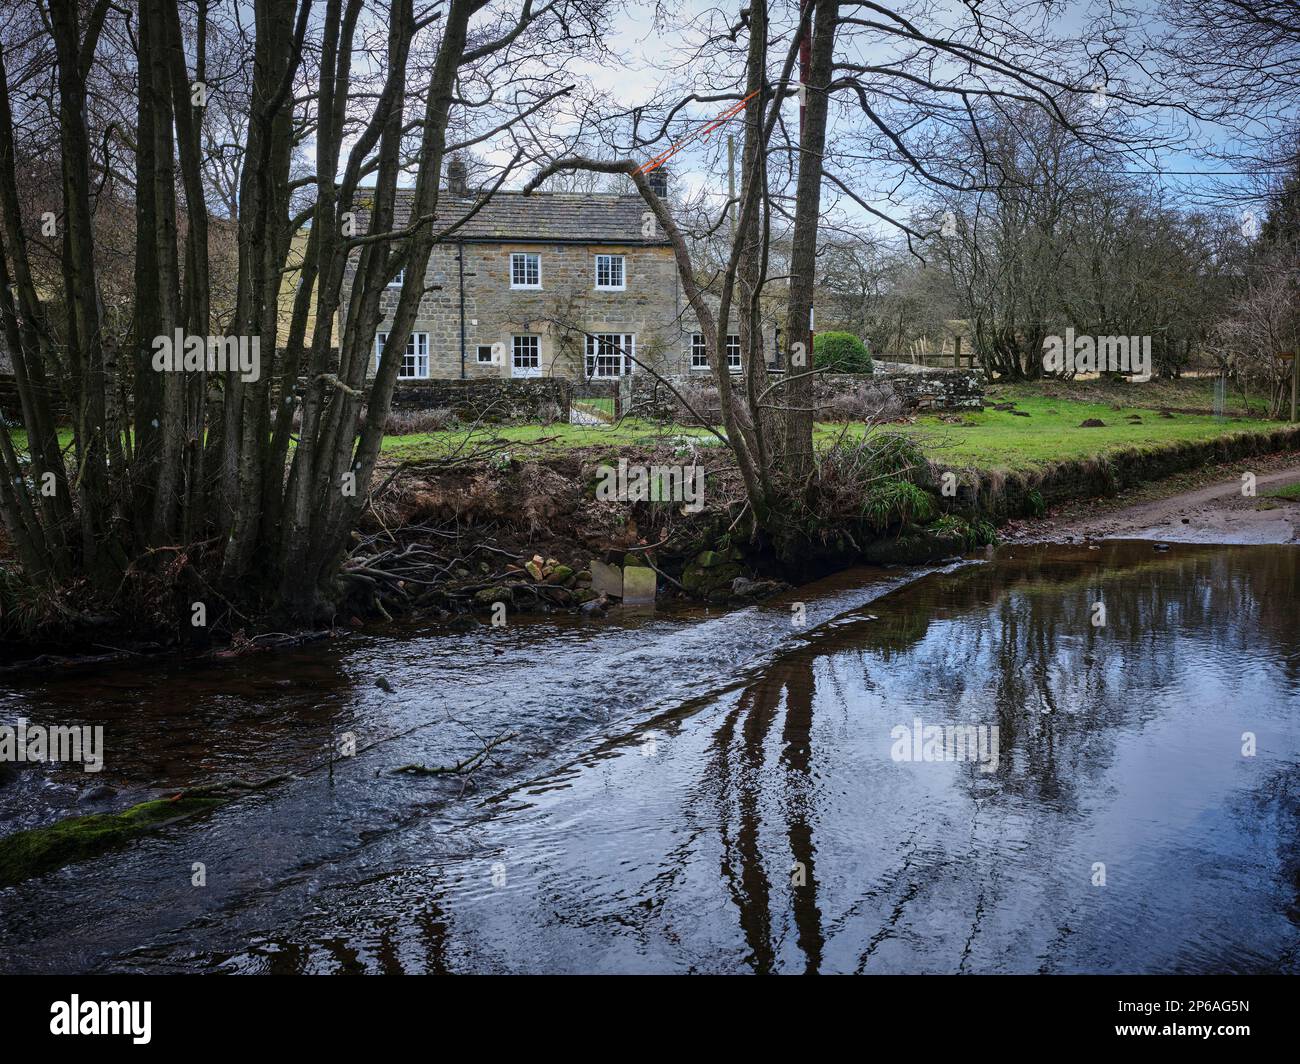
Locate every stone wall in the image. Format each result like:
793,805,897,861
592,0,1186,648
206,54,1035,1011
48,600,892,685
0,372,570,426
630,365,985,423
871,362,985,411
389,376,570,423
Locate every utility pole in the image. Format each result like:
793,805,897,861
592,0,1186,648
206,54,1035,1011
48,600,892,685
1291,348,1298,421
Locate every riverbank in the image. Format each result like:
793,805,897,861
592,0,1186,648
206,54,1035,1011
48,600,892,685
0,427,978,657
293,413,1300,623
3,402,1298,657
1002,456,1300,546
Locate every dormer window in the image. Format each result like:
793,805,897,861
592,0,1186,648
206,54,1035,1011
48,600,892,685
595,254,625,291
510,252,541,289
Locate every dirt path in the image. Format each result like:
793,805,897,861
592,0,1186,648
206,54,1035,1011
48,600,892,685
1004,462,1300,546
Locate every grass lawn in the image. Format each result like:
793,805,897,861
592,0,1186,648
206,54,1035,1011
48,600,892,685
380,418,720,460
1264,481,1300,501
891,395,1285,470
9,380,1295,476
381,394,1287,471
4,421,721,462
987,376,1274,417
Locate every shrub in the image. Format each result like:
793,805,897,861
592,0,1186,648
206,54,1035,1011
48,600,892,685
812,431,932,531
672,379,720,426
813,331,873,374
928,514,998,550
384,407,458,435
0,566,68,637
817,380,903,421
861,478,934,530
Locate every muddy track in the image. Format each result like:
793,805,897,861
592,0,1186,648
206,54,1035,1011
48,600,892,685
1007,464,1300,545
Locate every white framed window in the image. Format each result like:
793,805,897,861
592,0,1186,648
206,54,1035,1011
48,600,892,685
689,333,741,372
585,333,634,378
511,334,540,377
387,266,405,288
726,334,741,372
476,344,495,364
595,254,626,291
510,252,541,289
376,332,429,379
690,333,708,370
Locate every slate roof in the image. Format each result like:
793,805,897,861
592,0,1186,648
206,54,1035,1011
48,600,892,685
380,188,671,247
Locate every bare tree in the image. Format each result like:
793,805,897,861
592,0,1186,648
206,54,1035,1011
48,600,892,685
0,0,608,626
1213,254,1300,417
522,0,1157,551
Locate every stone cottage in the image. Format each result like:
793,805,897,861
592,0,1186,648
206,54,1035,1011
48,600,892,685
345,160,777,384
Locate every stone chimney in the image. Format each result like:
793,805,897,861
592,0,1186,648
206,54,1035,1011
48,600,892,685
646,167,668,199
447,155,468,196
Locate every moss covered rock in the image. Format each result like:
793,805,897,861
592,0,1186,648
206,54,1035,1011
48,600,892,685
681,544,744,596
0,796,227,888
543,565,574,585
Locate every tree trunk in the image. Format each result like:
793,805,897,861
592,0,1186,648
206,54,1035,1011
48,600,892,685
782,0,837,479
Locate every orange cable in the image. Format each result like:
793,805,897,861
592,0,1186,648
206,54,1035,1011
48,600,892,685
635,89,761,176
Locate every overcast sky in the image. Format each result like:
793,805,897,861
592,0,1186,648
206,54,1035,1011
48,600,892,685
354,1,1287,242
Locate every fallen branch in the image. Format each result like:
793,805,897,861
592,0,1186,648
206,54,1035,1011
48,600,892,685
391,730,517,776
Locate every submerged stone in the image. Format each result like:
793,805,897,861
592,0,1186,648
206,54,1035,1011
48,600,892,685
622,564,657,605
589,560,623,598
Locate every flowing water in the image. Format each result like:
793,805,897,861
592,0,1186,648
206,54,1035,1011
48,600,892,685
1,542,1297,974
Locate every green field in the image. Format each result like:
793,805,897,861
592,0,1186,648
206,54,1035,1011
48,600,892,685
8,381,1294,476
382,392,1288,471
3,420,717,462
894,395,1282,470
986,376,1274,417
380,418,720,461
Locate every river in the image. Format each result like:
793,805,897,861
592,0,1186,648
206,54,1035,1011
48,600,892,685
1,541,1297,973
